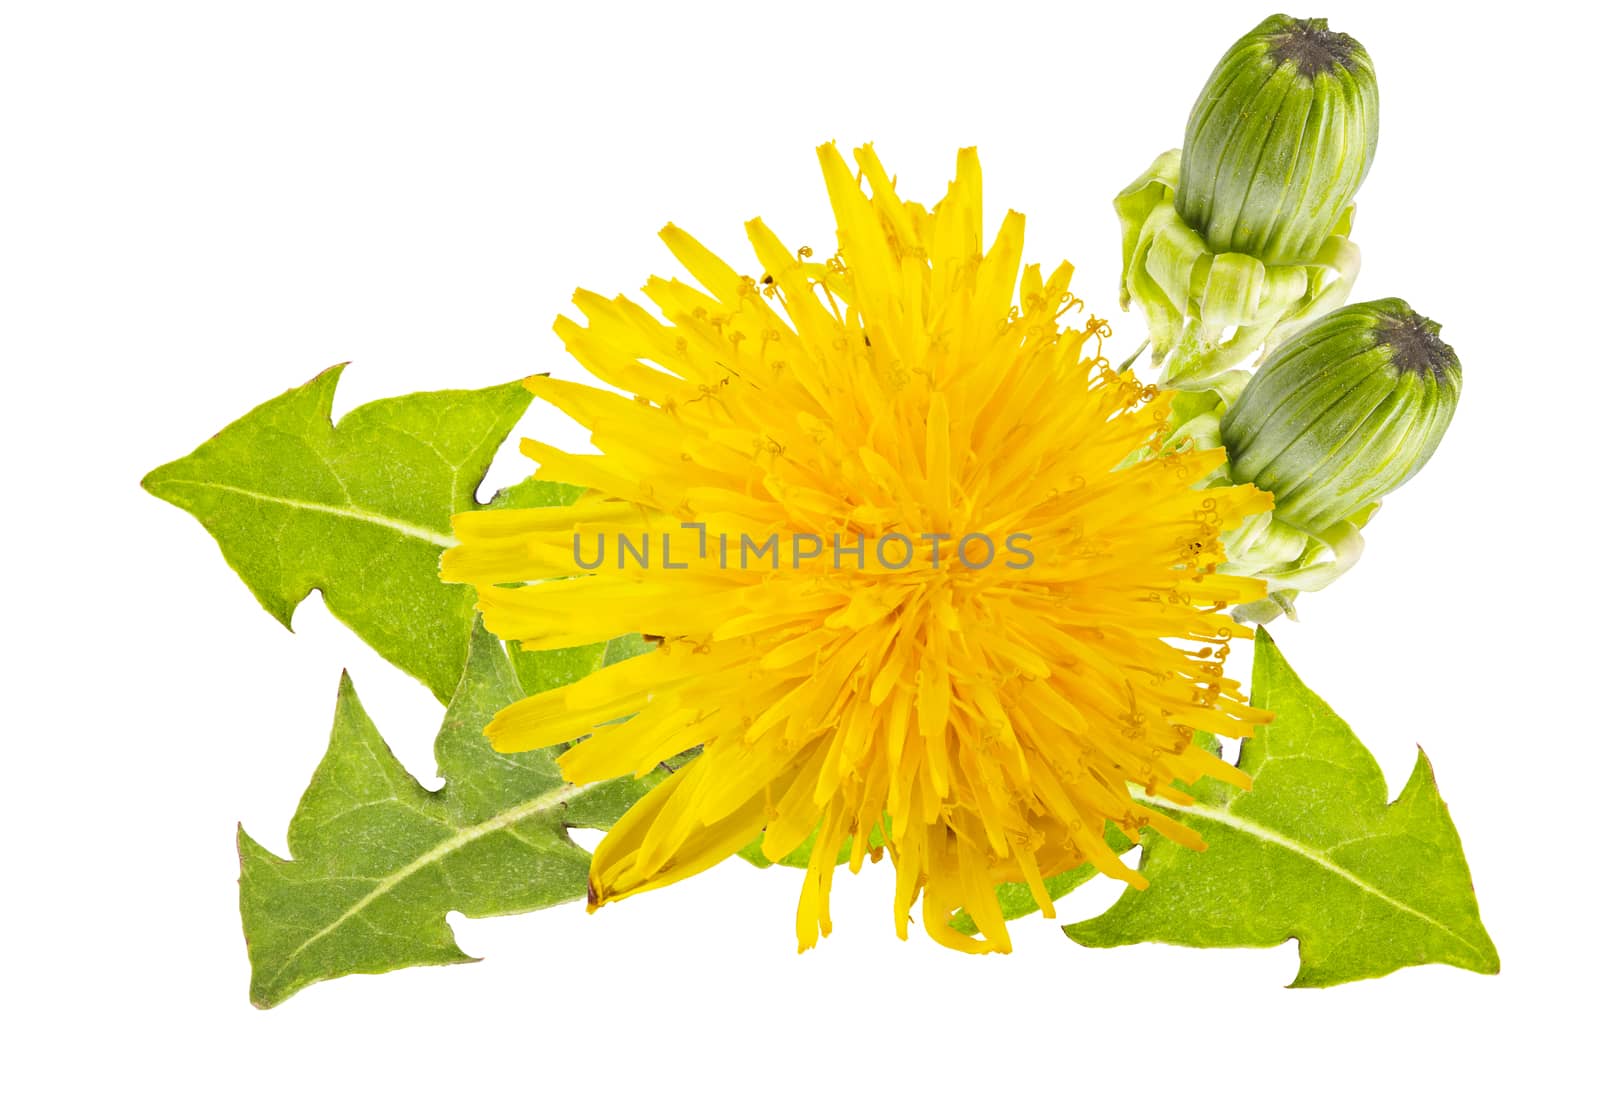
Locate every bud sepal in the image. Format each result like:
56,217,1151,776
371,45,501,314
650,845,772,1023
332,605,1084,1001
1116,151,1360,392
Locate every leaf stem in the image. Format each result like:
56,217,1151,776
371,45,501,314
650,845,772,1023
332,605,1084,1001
1117,338,1151,373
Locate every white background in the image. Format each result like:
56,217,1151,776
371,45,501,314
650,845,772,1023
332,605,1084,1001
4,1,1594,1088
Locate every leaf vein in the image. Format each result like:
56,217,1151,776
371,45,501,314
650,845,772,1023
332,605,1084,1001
262,780,596,992
157,479,456,548
1131,789,1491,961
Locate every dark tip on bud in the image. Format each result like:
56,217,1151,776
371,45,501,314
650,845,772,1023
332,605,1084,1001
1266,17,1360,78
1374,307,1460,382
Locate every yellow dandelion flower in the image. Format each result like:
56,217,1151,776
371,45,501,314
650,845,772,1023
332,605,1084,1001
442,144,1273,954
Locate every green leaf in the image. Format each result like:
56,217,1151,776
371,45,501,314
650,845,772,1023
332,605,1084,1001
238,621,666,1008
948,824,1135,936
142,365,532,701
506,633,653,698
1064,628,1499,986
950,865,1099,936
486,477,584,512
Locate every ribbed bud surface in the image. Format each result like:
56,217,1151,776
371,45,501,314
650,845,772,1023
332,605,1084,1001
1177,14,1378,265
1221,298,1461,534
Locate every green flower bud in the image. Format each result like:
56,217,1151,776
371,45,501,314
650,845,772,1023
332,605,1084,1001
1221,298,1461,535
1155,298,1462,623
1177,15,1379,266
1114,16,1373,393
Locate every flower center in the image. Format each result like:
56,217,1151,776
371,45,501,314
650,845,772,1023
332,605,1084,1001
1268,18,1359,78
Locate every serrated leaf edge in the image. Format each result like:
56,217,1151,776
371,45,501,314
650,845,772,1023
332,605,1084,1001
1123,776,1497,968
247,778,599,1000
